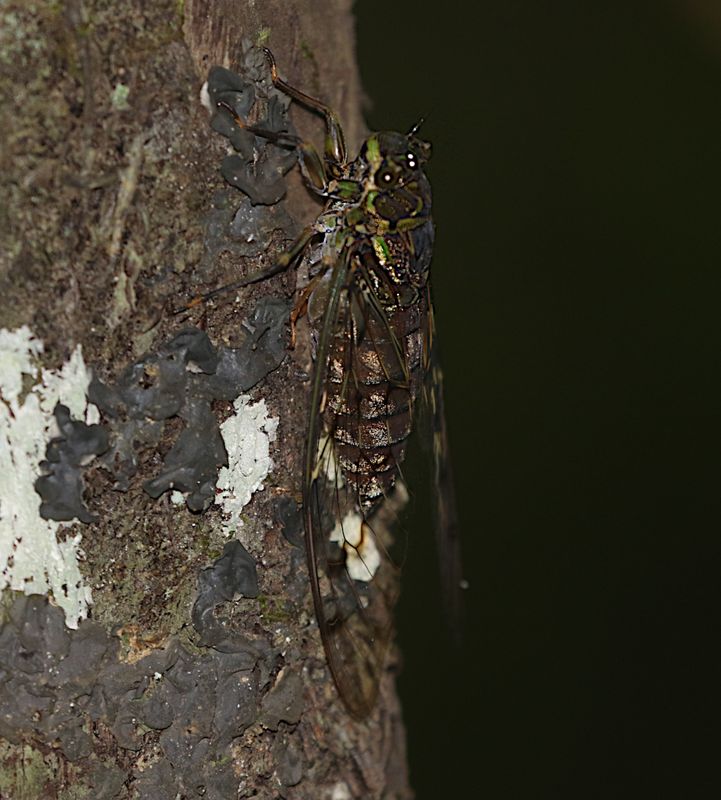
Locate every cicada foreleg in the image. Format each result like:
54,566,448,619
260,50,365,203
218,42,352,196
289,273,327,349
214,97,330,197
263,47,347,169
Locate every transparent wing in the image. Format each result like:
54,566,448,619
303,249,420,718
420,286,464,637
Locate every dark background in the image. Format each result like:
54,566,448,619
357,2,718,797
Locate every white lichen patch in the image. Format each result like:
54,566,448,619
331,782,352,800
215,395,278,535
0,325,44,403
110,82,130,111
0,326,96,628
329,511,381,582
170,490,187,505
199,80,212,114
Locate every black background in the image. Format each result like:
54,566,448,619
356,2,718,797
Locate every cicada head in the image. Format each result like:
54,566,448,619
358,131,433,226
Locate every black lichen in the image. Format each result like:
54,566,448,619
0,593,281,795
199,47,300,293
88,297,288,511
192,539,259,648
273,731,304,788
142,398,226,512
275,494,304,549
34,403,109,523
259,670,304,730
208,66,257,152
208,48,297,206
201,188,298,280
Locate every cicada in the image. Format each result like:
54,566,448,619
208,50,461,718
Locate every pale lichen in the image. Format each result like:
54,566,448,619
0,326,96,628
215,395,278,535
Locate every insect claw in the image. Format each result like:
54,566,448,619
216,99,245,128
171,295,203,315
289,302,306,350
262,47,279,81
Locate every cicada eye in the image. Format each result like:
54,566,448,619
405,152,417,169
377,168,397,187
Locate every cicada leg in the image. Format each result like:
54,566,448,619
174,224,317,314
216,99,330,197
289,273,324,349
263,48,347,168
220,49,351,194
178,51,352,313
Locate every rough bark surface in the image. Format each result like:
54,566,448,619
0,1,410,797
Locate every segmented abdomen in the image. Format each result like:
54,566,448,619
325,293,427,508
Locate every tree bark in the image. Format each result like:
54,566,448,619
0,1,411,797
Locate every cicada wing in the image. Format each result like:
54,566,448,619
306,465,402,717
304,250,414,718
420,285,464,636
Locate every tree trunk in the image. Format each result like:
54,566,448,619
0,1,411,797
